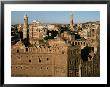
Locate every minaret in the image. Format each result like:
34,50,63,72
70,14,74,32
23,14,28,39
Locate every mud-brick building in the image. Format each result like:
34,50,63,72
11,41,81,77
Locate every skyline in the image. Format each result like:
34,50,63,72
11,11,100,25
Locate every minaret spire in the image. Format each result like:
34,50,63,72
70,13,74,32
23,13,28,39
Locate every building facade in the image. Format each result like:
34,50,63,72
11,40,81,77
29,20,47,45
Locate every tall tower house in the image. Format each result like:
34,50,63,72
70,14,74,32
23,14,28,39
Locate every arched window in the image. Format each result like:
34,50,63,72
78,42,80,45
83,42,85,46
75,42,77,45
81,42,82,45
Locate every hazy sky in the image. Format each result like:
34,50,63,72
11,11,100,25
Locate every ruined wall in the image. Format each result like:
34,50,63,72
68,46,81,77
81,47,100,77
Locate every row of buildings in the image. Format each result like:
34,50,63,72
11,14,100,77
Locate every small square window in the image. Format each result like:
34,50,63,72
26,48,28,51
39,58,41,62
17,49,19,53
47,58,49,61
62,51,64,54
29,60,31,63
